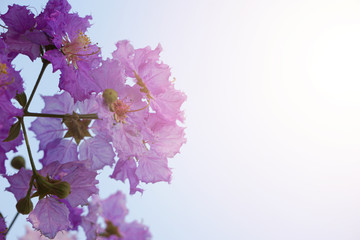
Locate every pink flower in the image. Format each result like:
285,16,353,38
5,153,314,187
6,161,98,238
82,191,151,240
19,225,76,240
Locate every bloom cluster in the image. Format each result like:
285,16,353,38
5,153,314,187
0,0,185,239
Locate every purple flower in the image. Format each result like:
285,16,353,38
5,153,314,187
82,191,151,240
0,42,24,173
0,52,24,100
28,197,71,239
0,5,49,61
0,98,23,174
30,92,115,170
36,0,101,101
19,225,77,240
5,167,32,201
0,213,6,240
6,161,98,238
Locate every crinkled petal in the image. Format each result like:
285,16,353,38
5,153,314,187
136,151,172,184
30,118,64,151
1,5,35,33
28,197,71,239
41,139,78,166
111,156,143,195
112,124,145,158
119,221,152,240
41,92,75,114
19,225,77,240
0,213,6,239
151,86,186,122
79,136,115,170
59,62,101,101
60,162,99,207
147,114,186,158
101,191,128,226
5,168,33,201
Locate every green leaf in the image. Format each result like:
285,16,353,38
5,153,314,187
15,92,27,108
3,121,21,142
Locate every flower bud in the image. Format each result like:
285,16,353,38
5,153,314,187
34,175,53,199
35,175,71,199
11,156,25,170
103,88,118,105
16,197,33,215
50,181,71,199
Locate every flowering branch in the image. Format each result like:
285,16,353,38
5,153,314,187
24,112,98,120
0,1,186,239
24,60,49,113
19,118,37,176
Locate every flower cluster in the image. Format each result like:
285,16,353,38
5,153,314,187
0,0,185,239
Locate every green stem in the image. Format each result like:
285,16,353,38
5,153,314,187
20,118,38,176
24,60,49,112
24,112,99,120
5,212,19,236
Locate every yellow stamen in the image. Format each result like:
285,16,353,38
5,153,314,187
0,63,8,75
134,71,153,100
61,30,100,68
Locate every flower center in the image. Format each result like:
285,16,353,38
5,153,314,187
134,71,152,100
61,31,99,69
63,112,92,145
0,63,8,75
112,99,131,123
99,220,123,238
0,62,14,93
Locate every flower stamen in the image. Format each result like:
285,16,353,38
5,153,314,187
0,62,14,93
61,30,100,69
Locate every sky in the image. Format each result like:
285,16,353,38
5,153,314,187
2,0,360,239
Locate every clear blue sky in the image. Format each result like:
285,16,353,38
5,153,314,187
3,0,360,239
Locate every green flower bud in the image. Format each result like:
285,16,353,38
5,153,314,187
50,181,71,199
34,175,71,199
103,88,118,105
11,156,25,170
16,197,33,215
34,175,54,199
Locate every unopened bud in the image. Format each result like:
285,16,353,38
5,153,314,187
35,175,71,199
16,197,33,214
50,181,71,199
11,156,25,170
103,88,118,105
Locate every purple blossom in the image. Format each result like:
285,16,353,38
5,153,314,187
5,167,32,201
28,197,71,239
82,191,151,240
36,0,101,101
30,92,115,170
0,214,6,240
39,161,99,208
19,226,77,240
0,5,49,61
6,161,98,238
0,98,23,174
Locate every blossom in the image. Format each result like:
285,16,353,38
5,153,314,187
19,225,76,240
82,191,151,240
0,5,49,61
92,42,186,193
0,97,23,174
0,39,24,174
30,92,115,170
37,0,101,101
6,161,98,238
0,213,6,240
